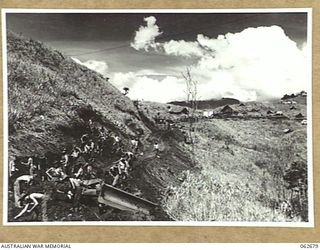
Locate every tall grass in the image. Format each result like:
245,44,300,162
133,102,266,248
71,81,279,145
164,120,305,222
164,171,289,221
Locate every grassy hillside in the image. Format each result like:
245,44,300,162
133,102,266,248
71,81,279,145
7,31,150,157
164,117,308,222
7,31,194,222
135,97,308,222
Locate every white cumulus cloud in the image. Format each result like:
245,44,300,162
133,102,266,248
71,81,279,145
130,16,163,51
71,57,109,77
130,17,309,102
189,25,309,101
110,16,312,103
163,40,204,58
112,72,185,103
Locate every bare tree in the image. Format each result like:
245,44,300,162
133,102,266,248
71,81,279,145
182,67,198,165
182,67,198,140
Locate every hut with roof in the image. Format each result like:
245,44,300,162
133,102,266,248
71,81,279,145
219,105,238,117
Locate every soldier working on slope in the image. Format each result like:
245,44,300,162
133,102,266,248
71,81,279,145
14,192,45,220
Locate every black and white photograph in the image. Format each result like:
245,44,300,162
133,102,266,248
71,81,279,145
2,9,312,225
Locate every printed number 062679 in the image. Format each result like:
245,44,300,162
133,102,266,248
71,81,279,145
300,244,319,248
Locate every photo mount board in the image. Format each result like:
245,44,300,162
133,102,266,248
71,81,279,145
0,0,319,243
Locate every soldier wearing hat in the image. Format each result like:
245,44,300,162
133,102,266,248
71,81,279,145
60,148,70,174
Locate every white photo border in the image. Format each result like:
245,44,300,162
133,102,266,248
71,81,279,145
1,8,314,227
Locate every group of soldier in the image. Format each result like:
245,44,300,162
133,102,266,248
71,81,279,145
8,119,154,221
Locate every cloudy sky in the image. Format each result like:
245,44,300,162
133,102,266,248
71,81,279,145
6,12,309,102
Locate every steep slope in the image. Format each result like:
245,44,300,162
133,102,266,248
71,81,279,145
6,31,195,222
7,31,149,157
